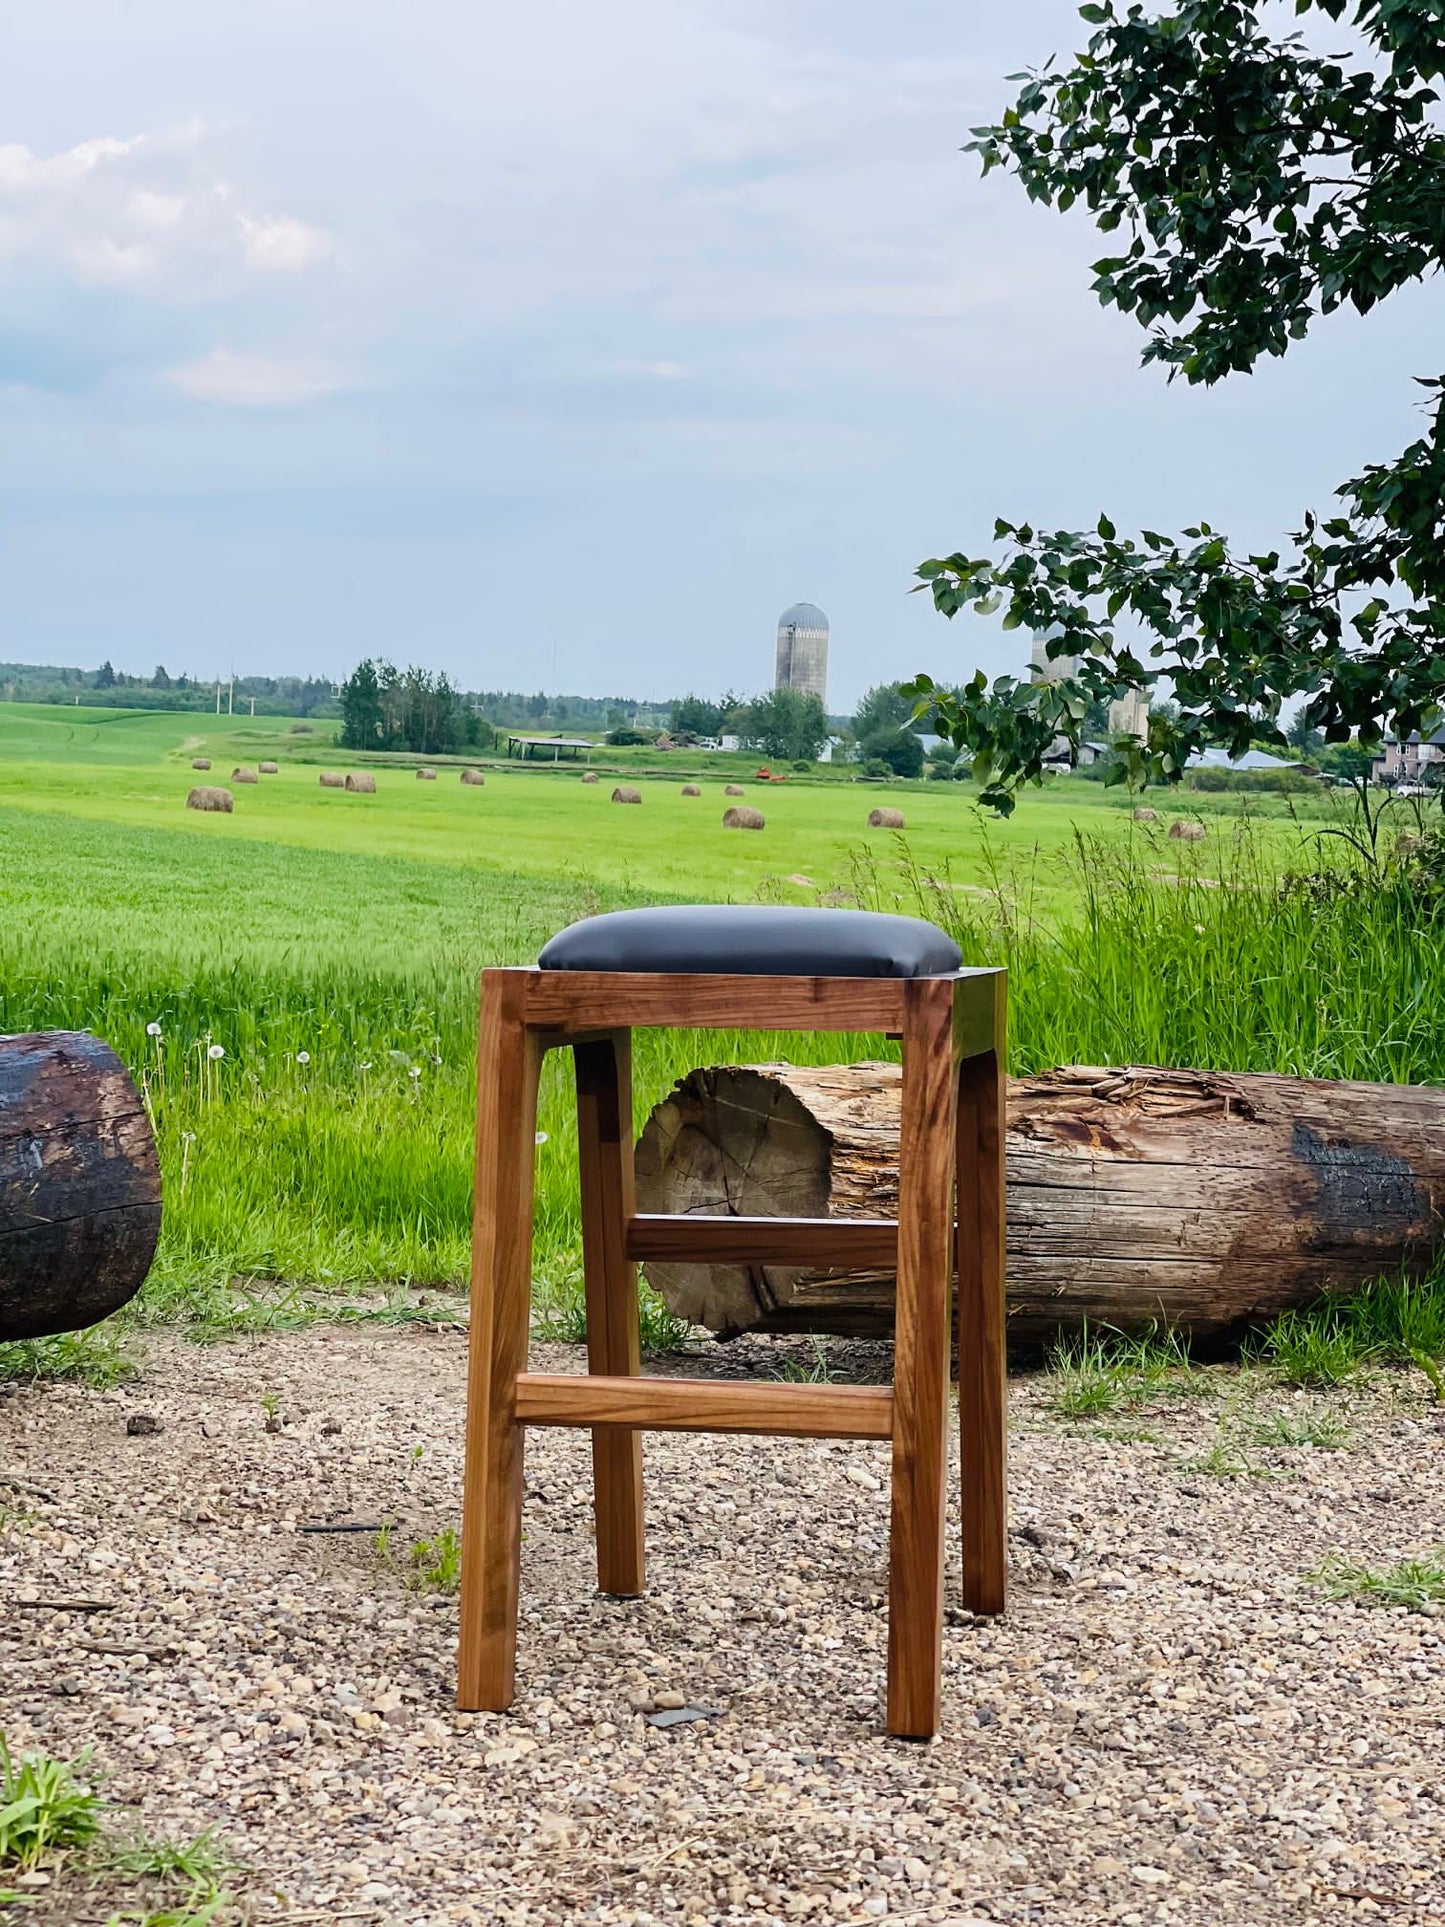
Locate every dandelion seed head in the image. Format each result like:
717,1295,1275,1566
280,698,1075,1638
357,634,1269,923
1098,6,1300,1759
207,1043,226,1061
409,1065,422,1079
535,1131,549,1146
296,1050,311,1065
146,1021,163,1037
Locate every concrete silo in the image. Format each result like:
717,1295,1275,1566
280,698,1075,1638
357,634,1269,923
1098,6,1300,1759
774,602,829,706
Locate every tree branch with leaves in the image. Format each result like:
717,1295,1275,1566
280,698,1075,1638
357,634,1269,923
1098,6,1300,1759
910,0,1445,814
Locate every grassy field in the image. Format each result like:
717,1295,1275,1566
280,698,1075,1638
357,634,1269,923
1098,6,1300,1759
0,700,1441,1358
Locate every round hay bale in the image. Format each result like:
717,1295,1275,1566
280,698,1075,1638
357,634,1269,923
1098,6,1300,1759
191,757,211,771
258,761,279,775
345,771,377,794
460,769,486,786
724,783,745,796
581,771,600,784
416,767,437,780
231,766,258,784
318,771,345,788
1169,819,1206,842
681,784,701,797
611,785,642,804
1133,807,1159,823
867,806,906,829
186,786,233,814
723,805,765,831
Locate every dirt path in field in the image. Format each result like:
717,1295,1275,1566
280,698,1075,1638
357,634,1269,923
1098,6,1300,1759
1,1325,1443,1926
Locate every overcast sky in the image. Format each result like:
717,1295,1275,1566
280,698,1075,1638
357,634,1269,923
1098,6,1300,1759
0,1,1436,711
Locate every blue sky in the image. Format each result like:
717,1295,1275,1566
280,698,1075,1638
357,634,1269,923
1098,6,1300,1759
0,0,1436,711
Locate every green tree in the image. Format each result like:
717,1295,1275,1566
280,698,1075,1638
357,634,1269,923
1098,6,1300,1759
741,687,830,762
852,682,911,740
94,660,114,689
340,659,385,750
910,1,1445,813
152,665,171,689
863,726,925,780
671,694,724,738
1286,712,1325,756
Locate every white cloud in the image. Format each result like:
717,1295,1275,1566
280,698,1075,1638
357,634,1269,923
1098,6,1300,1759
168,347,343,407
239,212,331,273
0,124,332,291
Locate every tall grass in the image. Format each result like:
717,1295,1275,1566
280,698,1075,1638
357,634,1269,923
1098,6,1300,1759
865,825,1445,1083
1,810,1442,1335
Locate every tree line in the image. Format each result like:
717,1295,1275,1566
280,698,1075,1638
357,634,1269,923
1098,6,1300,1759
339,659,492,756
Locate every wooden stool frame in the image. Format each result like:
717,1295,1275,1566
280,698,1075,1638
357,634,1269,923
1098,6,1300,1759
456,964,1007,1740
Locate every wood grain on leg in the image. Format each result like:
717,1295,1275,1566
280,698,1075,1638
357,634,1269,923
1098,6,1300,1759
457,970,543,1711
885,976,957,1740
956,976,1008,1616
575,1033,646,1596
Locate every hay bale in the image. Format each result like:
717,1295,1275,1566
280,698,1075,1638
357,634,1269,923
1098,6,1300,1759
318,771,345,788
345,771,377,793
258,761,279,775
867,806,906,829
1169,819,1206,842
581,771,600,784
186,786,233,814
416,767,437,780
191,757,211,771
612,786,642,804
724,783,745,796
460,769,486,786
1133,807,1159,823
681,784,701,797
723,805,765,831
231,766,258,784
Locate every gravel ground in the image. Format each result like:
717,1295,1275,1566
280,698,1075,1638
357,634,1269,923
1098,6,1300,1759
1,1323,1443,1927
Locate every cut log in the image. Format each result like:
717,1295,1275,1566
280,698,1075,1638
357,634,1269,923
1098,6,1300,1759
634,1062,1445,1345
0,1033,161,1342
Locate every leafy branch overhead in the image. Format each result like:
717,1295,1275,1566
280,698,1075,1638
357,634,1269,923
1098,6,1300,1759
911,0,1445,813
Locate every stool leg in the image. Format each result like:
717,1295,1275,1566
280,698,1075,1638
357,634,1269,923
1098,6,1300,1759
458,972,543,1712
886,977,956,1740
957,990,1008,1616
575,1033,645,1597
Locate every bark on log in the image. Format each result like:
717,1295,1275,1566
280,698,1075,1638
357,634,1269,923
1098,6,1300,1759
0,1032,162,1342
634,1062,1445,1344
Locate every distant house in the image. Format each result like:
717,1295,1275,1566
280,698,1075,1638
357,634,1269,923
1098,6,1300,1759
1042,738,1109,768
1372,726,1445,785
1189,748,1292,772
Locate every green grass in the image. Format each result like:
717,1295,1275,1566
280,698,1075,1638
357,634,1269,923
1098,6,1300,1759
0,701,1443,1349
0,1329,136,1387
1046,1323,1212,1418
1311,1550,1445,1611
1246,1407,1354,1450
0,1740,103,1872
1253,1269,1445,1385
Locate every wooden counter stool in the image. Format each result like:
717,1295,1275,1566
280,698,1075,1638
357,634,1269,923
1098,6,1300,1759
456,905,1006,1740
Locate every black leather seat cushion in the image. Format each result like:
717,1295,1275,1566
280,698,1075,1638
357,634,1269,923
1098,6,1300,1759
537,905,961,978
